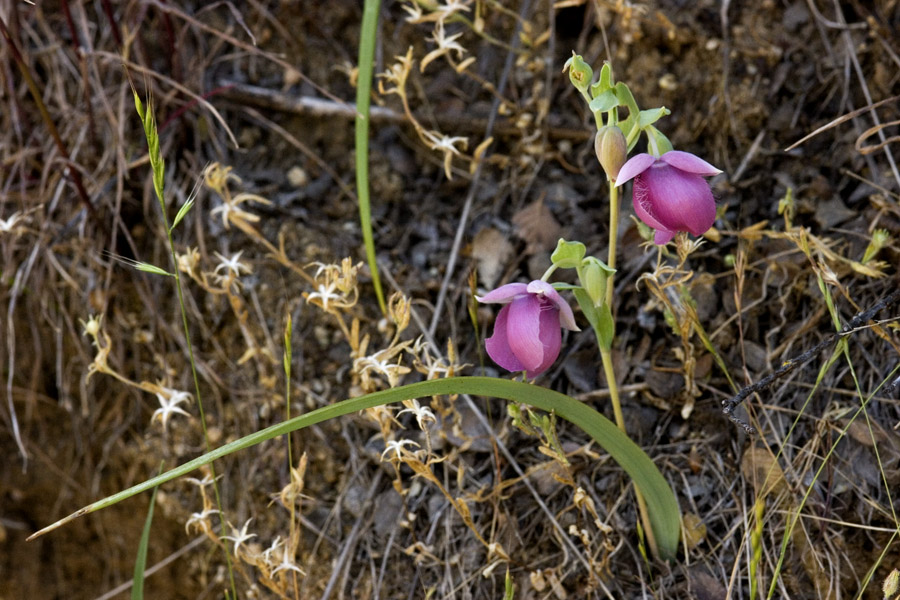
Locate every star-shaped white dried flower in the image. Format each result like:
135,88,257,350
402,0,471,23
421,20,467,72
306,282,342,311
262,536,283,564
213,250,251,282
421,129,468,179
355,345,412,388
401,2,425,22
381,438,421,461
152,388,192,432
209,192,270,230
304,260,359,313
398,399,436,431
222,518,257,558
185,509,221,535
185,473,220,489
271,551,305,577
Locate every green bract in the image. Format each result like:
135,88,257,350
550,238,586,269
589,90,619,113
589,62,613,98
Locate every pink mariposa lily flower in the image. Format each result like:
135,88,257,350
615,150,722,245
477,280,579,378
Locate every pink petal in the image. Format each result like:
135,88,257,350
506,295,545,373
526,280,579,331
632,173,669,232
527,304,563,378
660,150,721,176
476,282,528,304
484,304,526,372
614,153,656,187
653,229,676,244
642,164,716,237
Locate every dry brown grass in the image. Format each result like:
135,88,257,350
2,1,900,599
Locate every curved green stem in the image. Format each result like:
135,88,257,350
28,377,681,560
540,263,559,282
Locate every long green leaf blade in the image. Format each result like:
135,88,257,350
355,0,386,315
28,377,681,559
132,462,164,600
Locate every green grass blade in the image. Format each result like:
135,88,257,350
503,567,515,599
28,377,681,559
355,0,386,315
131,462,164,600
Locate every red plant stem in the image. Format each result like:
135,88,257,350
60,0,97,147
59,0,80,53
158,0,181,82
99,0,123,48
0,13,100,225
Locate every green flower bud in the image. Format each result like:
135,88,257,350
579,257,615,307
563,52,593,94
594,126,627,181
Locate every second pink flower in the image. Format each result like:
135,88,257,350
615,150,722,245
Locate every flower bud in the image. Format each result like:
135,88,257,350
594,126,627,181
579,257,615,307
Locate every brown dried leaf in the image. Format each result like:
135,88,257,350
844,418,900,452
740,444,787,499
471,227,514,289
681,512,707,551
791,525,837,600
687,567,727,600
512,199,561,254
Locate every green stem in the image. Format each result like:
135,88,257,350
581,88,602,129
540,263,559,282
605,181,619,309
133,88,238,596
599,349,625,433
161,169,238,600
356,0,387,315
